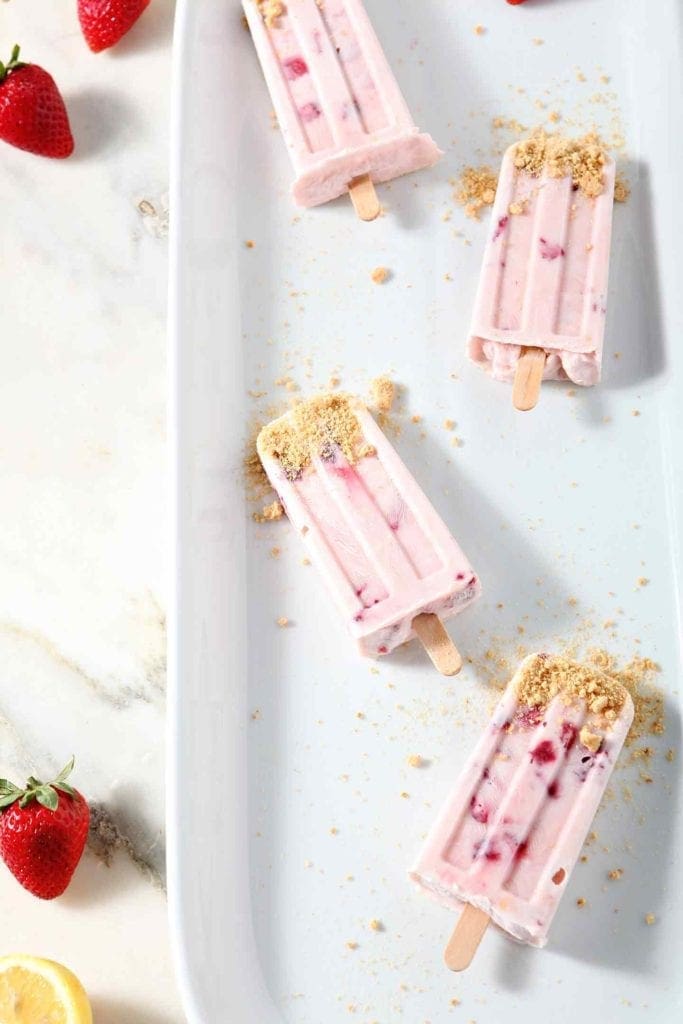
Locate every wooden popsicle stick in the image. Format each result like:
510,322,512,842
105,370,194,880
412,613,462,677
348,173,381,221
512,346,546,411
444,904,490,972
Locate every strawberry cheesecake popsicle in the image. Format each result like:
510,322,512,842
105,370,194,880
257,394,480,675
243,0,442,218
467,132,617,409
411,653,633,965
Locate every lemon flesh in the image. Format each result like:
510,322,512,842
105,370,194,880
0,955,92,1024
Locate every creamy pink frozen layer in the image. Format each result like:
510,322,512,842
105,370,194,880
257,404,480,657
410,654,633,947
243,0,442,206
468,143,616,386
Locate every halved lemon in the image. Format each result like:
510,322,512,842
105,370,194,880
0,954,92,1024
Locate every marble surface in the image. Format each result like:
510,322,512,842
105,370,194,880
0,1,183,1020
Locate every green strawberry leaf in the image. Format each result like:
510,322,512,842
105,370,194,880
55,756,75,784
34,786,59,812
53,782,77,798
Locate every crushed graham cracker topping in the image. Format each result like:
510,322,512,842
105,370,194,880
454,166,498,219
258,393,370,478
586,650,663,744
513,130,610,198
257,1,286,28
515,653,629,725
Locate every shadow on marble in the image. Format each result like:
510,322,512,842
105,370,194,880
109,0,176,58
90,998,175,1024
67,89,140,161
58,849,161,911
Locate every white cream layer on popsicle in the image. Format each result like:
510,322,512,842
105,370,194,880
257,396,480,657
243,0,442,206
411,653,633,947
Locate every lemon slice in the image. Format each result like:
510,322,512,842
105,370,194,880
0,955,92,1024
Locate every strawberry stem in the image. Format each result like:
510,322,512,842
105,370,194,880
0,44,25,85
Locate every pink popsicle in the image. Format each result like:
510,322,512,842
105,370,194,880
243,0,442,212
411,653,633,957
257,394,480,672
468,137,617,396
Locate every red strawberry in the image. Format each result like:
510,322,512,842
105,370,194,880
78,0,152,53
0,46,74,158
0,757,90,900
507,1,528,5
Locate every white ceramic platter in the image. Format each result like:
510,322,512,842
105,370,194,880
169,1,683,1021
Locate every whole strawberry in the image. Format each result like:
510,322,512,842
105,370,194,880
0,758,90,900
78,0,152,53
0,46,74,158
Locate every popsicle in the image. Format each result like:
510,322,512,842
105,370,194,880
242,0,442,218
467,131,617,409
257,393,481,674
410,653,633,964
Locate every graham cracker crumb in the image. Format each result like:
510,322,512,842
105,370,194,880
251,708,261,721
407,754,424,768
509,198,529,215
576,897,586,907
276,616,289,627
346,941,358,950
371,266,390,284
274,374,299,392
579,726,602,752
492,116,527,135
443,419,455,431
329,827,339,836
369,918,383,932
270,546,281,558
258,393,367,478
636,577,649,587
607,868,623,880
370,376,397,414
548,111,561,123
666,749,675,762
532,37,544,46
614,173,630,203
454,166,498,220
253,499,285,523
400,791,410,799
513,130,610,198
645,913,656,925
474,24,485,36
244,239,255,249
